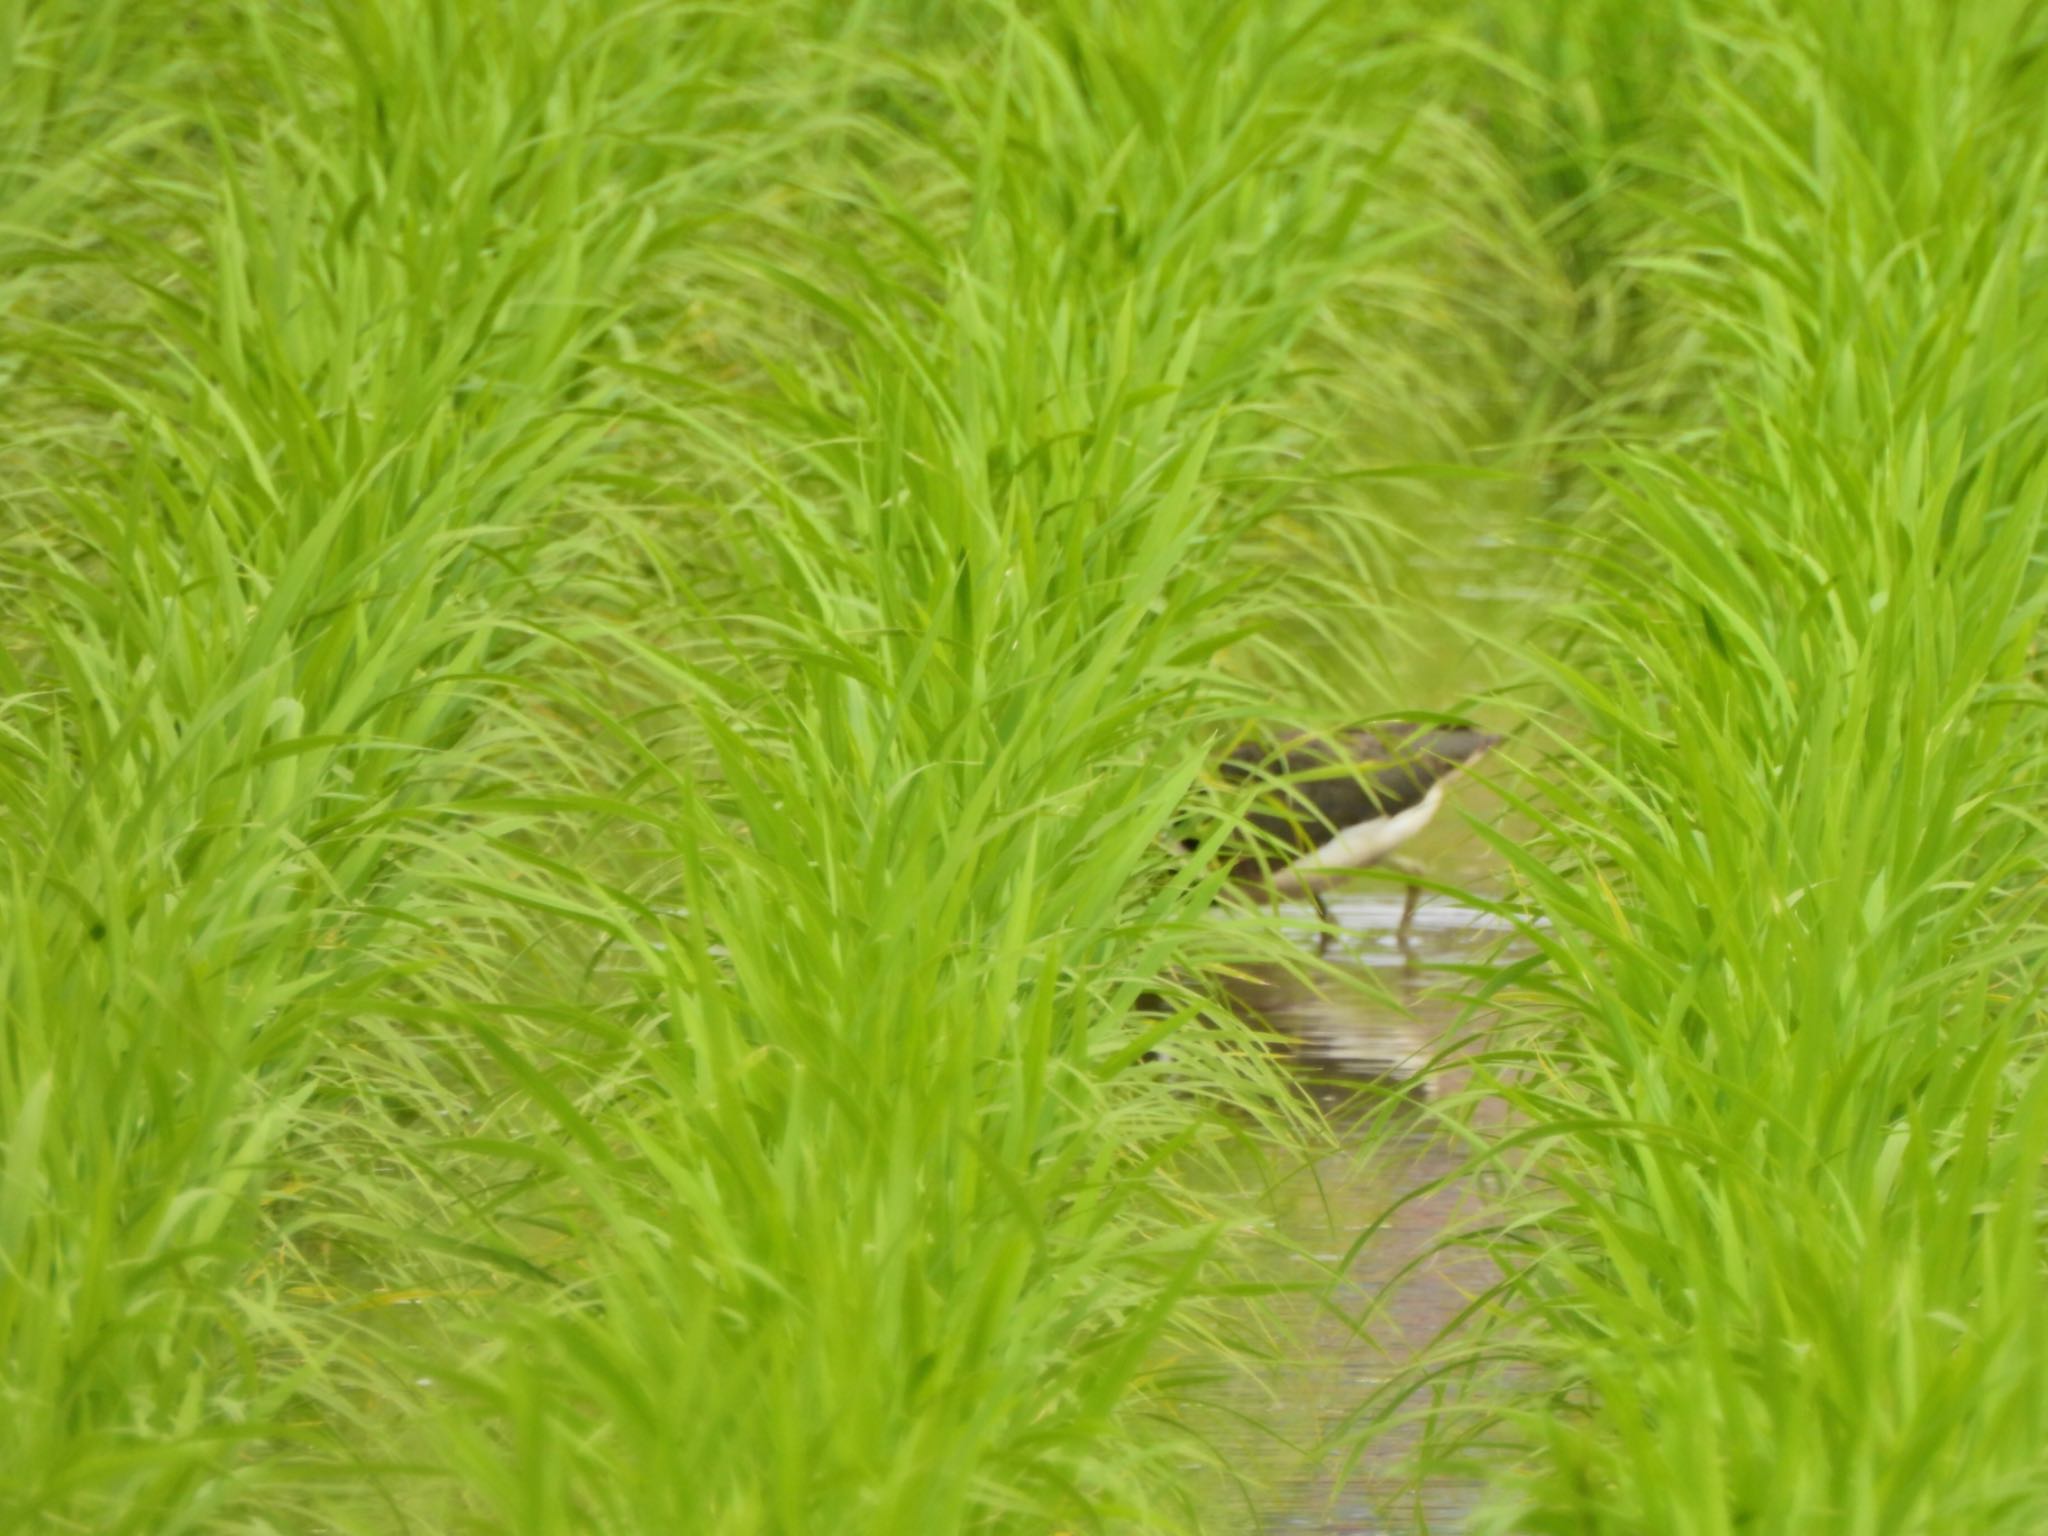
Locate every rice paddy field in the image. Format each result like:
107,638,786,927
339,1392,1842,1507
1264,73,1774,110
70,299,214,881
4,3,2046,1532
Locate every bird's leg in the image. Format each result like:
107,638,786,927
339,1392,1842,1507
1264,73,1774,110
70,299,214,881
1308,883,1336,955
1386,856,1427,952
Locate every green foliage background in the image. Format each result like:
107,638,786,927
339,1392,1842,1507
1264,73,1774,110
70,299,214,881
2,2,2043,1532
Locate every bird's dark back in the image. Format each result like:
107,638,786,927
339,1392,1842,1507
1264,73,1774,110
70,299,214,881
1214,722,1501,865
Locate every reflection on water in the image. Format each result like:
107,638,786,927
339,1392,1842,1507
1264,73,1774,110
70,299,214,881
1312,890,1533,968
1200,890,1523,1535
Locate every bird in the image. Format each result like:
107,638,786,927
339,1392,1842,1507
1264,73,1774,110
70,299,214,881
1203,722,1502,950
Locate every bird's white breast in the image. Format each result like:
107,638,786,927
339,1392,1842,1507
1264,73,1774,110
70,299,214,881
1269,782,1444,896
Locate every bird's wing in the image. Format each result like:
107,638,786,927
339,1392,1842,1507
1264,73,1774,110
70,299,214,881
1219,726,1499,859
1339,725,1500,814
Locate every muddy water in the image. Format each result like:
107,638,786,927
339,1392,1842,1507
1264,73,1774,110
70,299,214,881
1201,883,1525,1535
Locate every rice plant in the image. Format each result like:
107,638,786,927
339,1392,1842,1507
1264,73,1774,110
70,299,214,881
1360,5,2048,1532
3,2,2043,1534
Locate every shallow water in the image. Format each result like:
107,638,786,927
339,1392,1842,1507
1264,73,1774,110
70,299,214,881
1199,886,1523,1535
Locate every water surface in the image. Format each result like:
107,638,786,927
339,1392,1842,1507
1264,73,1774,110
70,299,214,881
1199,883,1524,1534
